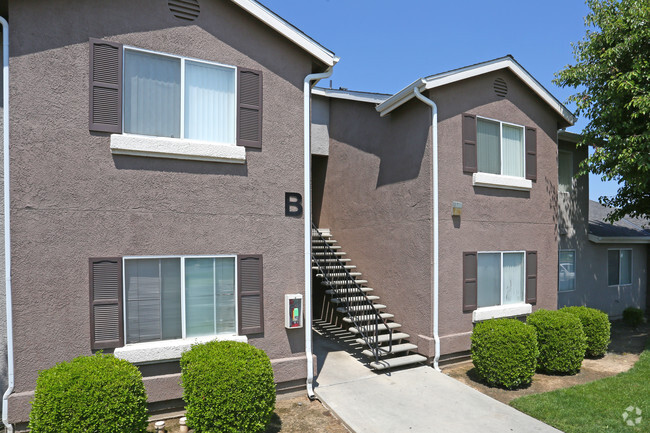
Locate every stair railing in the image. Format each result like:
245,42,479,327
311,224,392,363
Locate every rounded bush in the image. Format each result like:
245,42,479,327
623,307,644,328
561,306,610,357
471,318,538,389
28,353,148,433
181,340,275,433
526,309,587,374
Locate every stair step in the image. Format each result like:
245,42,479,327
362,343,419,358
325,287,373,295
311,239,337,244
312,258,351,264
312,245,342,250
312,251,346,256
314,265,356,270
337,304,386,313
343,313,393,323
349,322,401,334
331,295,379,304
356,332,410,346
322,279,368,286
316,272,362,278
370,354,428,371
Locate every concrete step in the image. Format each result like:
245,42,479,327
312,245,342,250
312,258,351,264
321,279,368,286
331,295,379,304
311,239,337,244
316,272,362,278
356,332,409,346
314,265,356,270
349,322,401,335
370,354,427,371
343,313,393,323
312,251,346,257
362,343,418,358
337,304,386,313
325,287,373,295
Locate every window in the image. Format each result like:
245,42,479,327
477,252,525,308
608,249,632,286
558,250,576,291
477,118,525,178
124,256,236,344
558,150,573,193
123,48,236,145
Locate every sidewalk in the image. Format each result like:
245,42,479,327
313,331,562,433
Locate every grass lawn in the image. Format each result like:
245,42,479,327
510,342,650,433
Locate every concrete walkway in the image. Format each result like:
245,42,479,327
313,329,561,433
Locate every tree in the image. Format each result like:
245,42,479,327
554,0,650,222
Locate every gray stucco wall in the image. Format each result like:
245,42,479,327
557,140,648,317
7,0,321,422
320,69,565,358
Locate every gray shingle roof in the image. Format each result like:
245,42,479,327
589,200,650,238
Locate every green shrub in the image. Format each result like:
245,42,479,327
181,340,275,433
471,318,538,389
526,309,587,374
28,353,148,433
623,307,644,328
561,306,610,357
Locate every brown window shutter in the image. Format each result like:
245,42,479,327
526,251,537,304
237,68,263,148
462,113,477,173
89,39,123,133
525,127,537,181
89,257,123,350
463,252,478,311
238,255,264,335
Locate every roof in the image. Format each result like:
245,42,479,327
588,200,650,244
375,56,576,126
312,87,391,104
229,0,338,67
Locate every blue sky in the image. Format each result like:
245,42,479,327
260,0,619,201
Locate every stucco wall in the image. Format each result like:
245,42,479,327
7,0,318,422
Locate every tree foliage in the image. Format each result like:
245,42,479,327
555,0,650,221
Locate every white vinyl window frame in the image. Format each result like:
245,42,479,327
121,46,238,145
477,250,527,306
121,254,239,343
476,115,526,178
607,248,633,287
558,249,576,292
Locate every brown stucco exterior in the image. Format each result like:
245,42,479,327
7,0,326,423
319,68,565,360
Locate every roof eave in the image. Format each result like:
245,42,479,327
312,88,390,104
229,0,338,67
588,234,650,244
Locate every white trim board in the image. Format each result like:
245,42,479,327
588,234,650,244
312,87,391,104
376,56,576,126
229,0,338,67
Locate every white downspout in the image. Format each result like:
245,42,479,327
304,69,333,399
0,16,12,433
413,86,441,372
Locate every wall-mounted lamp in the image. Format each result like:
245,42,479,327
452,201,463,217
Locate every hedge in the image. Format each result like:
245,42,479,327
527,309,587,374
561,306,610,357
181,340,276,433
28,353,148,433
471,318,538,389
623,307,644,328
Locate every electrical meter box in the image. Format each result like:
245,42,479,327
285,294,303,329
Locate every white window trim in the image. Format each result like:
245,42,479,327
558,249,576,292
607,248,633,287
476,116,526,177
113,46,244,163
121,255,239,348
477,250,527,308
558,150,573,194
472,172,532,191
472,303,532,322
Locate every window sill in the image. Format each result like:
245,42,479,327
472,172,532,191
472,303,532,322
114,334,248,364
110,134,247,164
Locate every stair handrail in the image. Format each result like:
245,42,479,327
311,224,392,363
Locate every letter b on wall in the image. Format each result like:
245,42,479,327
285,192,303,217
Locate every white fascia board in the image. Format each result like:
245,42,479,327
377,58,576,125
228,0,338,67
588,234,650,244
376,78,426,117
312,87,390,104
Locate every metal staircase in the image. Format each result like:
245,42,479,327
312,226,427,371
